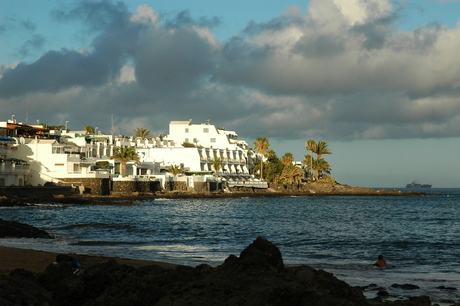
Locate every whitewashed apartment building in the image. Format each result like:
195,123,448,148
137,120,254,179
1,118,256,187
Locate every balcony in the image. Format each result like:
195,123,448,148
0,160,30,176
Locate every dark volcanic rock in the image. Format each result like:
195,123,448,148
0,238,434,305
391,283,421,290
218,236,285,274
0,219,53,239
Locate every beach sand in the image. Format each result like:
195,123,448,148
0,245,177,275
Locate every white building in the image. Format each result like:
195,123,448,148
167,119,248,150
138,120,254,180
8,137,111,186
0,134,30,186
1,118,257,188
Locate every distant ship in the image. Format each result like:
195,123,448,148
406,181,432,188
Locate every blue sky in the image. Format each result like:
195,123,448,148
1,0,460,188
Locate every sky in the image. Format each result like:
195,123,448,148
1,0,460,188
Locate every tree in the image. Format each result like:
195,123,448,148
305,140,332,181
280,165,304,184
133,127,151,139
261,149,283,183
110,147,140,176
167,164,184,176
41,123,63,130
312,158,331,181
182,142,196,147
210,154,226,178
302,154,314,180
305,140,317,180
85,126,95,134
254,137,270,180
281,152,294,167
314,141,332,159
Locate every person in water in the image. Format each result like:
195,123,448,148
374,255,389,267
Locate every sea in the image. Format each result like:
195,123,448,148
1,188,459,304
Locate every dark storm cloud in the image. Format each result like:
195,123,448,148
294,35,345,58
2,0,460,143
0,49,117,97
134,26,217,91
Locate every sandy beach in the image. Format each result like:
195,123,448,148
0,245,177,275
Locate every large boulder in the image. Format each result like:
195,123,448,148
0,219,53,239
218,236,285,273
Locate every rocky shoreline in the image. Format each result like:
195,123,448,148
1,214,457,305
0,182,429,207
0,236,444,306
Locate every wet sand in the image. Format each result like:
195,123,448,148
0,245,177,275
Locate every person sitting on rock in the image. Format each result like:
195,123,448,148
374,255,389,267
55,254,81,275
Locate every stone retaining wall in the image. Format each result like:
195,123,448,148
59,178,111,196
164,181,187,191
193,182,209,193
112,180,161,195
0,186,73,197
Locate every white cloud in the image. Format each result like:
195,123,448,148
119,64,136,83
333,0,392,26
130,4,161,26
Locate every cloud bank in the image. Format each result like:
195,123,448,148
1,0,460,142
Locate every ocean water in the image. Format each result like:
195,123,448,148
1,188,459,304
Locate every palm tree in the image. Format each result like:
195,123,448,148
211,154,225,178
133,127,151,139
254,137,270,180
305,140,332,181
314,141,332,158
167,164,184,176
259,149,283,183
281,152,294,167
110,147,140,176
41,123,64,130
302,154,314,180
312,158,331,181
85,126,95,135
280,165,304,184
305,140,316,180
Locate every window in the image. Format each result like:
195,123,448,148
185,138,189,143
203,128,209,133
210,138,216,143
185,128,189,133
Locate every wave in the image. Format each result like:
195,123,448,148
70,240,148,246
57,223,131,230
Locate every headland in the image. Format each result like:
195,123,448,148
0,182,429,207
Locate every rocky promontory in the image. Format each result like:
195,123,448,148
0,182,429,206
